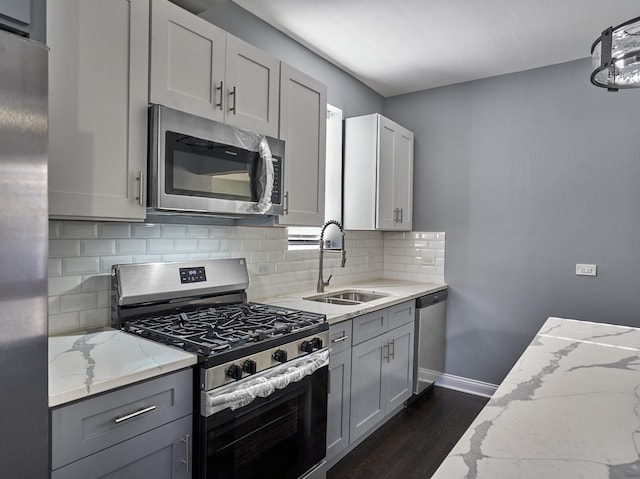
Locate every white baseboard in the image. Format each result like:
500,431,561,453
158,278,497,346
435,373,498,398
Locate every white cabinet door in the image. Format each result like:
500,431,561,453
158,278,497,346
376,117,398,230
392,124,414,231
149,0,226,123
349,334,386,444
48,0,149,221
224,34,280,137
385,322,414,411
327,348,351,463
278,63,327,226
344,114,414,231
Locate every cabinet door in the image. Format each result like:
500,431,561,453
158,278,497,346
393,126,414,231
51,416,192,479
224,34,280,137
349,334,386,443
149,0,226,122
327,348,351,463
278,63,327,226
48,0,149,221
385,322,414,412
375,116,399,230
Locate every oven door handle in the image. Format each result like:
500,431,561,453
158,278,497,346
202,349,329,417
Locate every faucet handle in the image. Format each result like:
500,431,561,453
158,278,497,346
325,274,332,286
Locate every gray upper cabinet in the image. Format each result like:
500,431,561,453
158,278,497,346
150,0,280,137
47,0,149,221
0,0,45,42
344,113,414,231
149,0,226,123
278,63,327,226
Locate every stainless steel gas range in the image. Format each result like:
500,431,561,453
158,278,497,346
111,258,329,479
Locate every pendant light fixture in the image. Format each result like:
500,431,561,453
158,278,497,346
591,16,640,91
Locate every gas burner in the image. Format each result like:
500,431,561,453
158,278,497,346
121,302,325,359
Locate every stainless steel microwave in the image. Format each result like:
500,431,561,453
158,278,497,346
148,104,285,217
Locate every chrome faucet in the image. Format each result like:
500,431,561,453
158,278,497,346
317,220,346,293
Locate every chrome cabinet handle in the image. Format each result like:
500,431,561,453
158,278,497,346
229,86,237,113
393,208,399,223
181,434,191,472
389,339,395,360
283,191,289,215
332,335,349,343
114,405,156,424
136,170,144,207
383,343,390,362
216,81,223,110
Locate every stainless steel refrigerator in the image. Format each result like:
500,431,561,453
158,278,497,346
0,29,49,477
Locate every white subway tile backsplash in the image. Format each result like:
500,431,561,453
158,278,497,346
148,239,174,253
174,239,198,253
81,240,116,256
61,221,98,239
62,257,101,275
49,259,62,277
161,224,187,238
50,240,81,258
47,220,445,333
60,292,98,313
49,276,82,295
132,224,161,238
117,239,147,254
99,223,131,238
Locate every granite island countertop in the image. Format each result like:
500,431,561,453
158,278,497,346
49,329,197,407
256,279,447,325
432,317,640,478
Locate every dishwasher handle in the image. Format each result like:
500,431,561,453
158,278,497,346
416,289,448,308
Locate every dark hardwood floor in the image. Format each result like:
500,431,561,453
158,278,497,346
327,387,489,479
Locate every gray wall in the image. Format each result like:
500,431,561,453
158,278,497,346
199,2,383,117
385,58,640,385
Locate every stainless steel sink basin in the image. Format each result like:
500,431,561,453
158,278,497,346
303,289,388,305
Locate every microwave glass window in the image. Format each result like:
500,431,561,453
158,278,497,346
165,131,260,202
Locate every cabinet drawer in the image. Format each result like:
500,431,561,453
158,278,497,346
51,368,193,470
51,415,192,479
352,309,388,345
329,320,352,355
388,300,415,330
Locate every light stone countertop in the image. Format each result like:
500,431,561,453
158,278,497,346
432,317,640,478
256,279,447,325
49,329,197,408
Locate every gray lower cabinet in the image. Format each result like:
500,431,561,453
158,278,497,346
51,369,193,479
326,320,352,463
51,415,192,479
326,300,414,465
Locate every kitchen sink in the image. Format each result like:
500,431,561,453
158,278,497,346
304,289,388,305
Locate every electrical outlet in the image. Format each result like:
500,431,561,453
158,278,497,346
422,256,436,266
576,263,597,276
256,263,274,275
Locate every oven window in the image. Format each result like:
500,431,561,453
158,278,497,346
165,131,261,201
202,367,328,479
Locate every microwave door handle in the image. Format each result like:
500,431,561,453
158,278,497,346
256,139,274,213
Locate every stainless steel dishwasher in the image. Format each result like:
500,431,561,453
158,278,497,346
410,289,448,402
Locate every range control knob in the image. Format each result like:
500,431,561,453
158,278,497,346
243,359,257,374
311,337,324,350
300,340,314,353
226,364,242,380
273,349,288,363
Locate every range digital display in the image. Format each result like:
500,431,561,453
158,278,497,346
179,266,207,284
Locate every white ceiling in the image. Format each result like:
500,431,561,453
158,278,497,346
232,0,640,97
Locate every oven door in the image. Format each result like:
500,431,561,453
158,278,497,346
197,351,328,479
149,104,284,216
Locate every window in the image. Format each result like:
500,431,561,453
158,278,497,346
287,226,321,250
